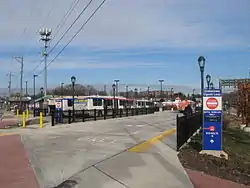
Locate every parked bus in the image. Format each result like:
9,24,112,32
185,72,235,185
54,95,153,116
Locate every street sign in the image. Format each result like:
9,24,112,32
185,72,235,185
55,100,62,109
202,89,223,151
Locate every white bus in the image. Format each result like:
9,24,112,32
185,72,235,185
54,96,153,116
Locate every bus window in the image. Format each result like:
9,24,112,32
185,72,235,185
93,98,102,106
104,99,113,107
119,100,125,106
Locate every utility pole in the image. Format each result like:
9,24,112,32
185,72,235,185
104,84,107,95
15,56,24,109
25,81,28,97
39,28,52,97
7,72,14,97
158,79,164,101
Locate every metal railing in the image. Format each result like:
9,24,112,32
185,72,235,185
177,112,202,151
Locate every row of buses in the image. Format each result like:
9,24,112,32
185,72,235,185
47,95,154,115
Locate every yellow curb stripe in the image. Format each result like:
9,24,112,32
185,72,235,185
128,128,176,153
0,132,18,137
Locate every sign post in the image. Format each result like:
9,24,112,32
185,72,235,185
202,89,223,151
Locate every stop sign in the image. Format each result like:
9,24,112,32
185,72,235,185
206,98,218,110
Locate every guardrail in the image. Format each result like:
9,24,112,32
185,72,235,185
177,112,202,151
49,107,158,126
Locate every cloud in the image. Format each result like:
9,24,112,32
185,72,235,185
0,0,249,51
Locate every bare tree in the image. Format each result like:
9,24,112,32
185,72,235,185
50,84,98,96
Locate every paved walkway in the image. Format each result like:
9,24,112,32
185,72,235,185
0,135,39,188
186,169,250,188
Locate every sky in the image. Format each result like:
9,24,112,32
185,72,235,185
0,0,249,93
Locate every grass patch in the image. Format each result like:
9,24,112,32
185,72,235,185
178,128,250,185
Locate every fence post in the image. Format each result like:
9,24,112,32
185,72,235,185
136,108,138,115
126,108,128,116
145,107,148,114
104,108,107,120
132,108,134,116
176,115,180,151
94,109,97,121
68,110,72,124
60,109,63,123
120,109,122,117
82,110,85,122
112,109,115,118
51,110,55,126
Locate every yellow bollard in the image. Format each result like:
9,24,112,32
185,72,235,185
26,109,29,119
40,112,43,128
22,112,26,128
16,109,19,117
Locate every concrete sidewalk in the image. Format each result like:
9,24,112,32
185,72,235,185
1,111,193,188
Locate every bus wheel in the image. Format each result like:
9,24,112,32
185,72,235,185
98,110,103,117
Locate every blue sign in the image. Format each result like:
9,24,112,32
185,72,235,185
202,89,223,151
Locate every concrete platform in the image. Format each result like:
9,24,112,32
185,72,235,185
1,111,193,188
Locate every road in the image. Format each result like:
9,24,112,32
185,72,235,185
0,111,193,188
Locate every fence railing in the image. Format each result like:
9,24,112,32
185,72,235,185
48,107,158,126
176,112,202,151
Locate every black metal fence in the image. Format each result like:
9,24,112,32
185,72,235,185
176,112,202,151
49,107,158,126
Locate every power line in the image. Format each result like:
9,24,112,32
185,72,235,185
50,0,81,43
30,0,92,75
49,0,93,54
41,0,107,74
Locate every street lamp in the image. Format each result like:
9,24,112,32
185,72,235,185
61,82,64,98
206,74,211,89
112,84,116,115
114,79,119,97
198,56,205,115
147,86,150,100
71,76,76,122
210,82,214,89
39,28,52,97
33,74,38,117
171,88,174,101
40,87,44,97
158,79,164,101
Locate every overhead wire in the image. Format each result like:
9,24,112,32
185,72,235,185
50,0,81,43
48,0,93,54
38,0,107,75
30,0,91,75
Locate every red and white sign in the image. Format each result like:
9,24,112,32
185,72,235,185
56,102,61,109
203,96,222,111
204,125,215,132
206,98,218,109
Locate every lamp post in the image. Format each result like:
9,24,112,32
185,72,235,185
171,88,173,101
198,56,205,112
33,74,38,117
71,76,76,122
206,74,211,89
158,79,164,101
210,82,214,89
126,85,128,107
112,84,116,114
147,86,150,100
114,79,119,97
40,87,44,98
39,28,52,97
192,88,195,101
61,82,64,98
